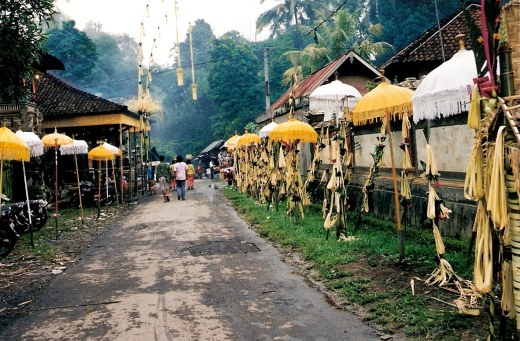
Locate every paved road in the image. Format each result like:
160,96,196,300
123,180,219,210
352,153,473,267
1,180,379,340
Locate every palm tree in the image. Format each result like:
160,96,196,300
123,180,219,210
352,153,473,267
281,8,393,78
256,0,330,38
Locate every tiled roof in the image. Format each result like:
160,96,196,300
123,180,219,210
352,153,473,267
35,73,135,118
381,4,480,69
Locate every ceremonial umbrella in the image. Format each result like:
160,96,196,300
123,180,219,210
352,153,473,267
412,49,477,123
259,121,278,139
224,134,241,151
309,80,362,121
352,79,414,260
236,133,261,147
0,127,30,209
60,139,89,224
101,142,122,206
41,128,73,239
269,118,318,143
16,130,44,246
88,145,115,218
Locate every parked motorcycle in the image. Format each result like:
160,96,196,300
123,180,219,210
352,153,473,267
0,199,48,258
70,181,116,207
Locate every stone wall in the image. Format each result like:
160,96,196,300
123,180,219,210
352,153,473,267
504,0,520,95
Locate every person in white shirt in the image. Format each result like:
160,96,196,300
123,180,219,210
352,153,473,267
173,155,187,200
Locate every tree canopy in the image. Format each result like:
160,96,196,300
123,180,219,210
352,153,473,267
0,0,56,103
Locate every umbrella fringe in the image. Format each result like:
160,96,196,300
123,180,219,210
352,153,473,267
413,86,470,123
352,104,412,126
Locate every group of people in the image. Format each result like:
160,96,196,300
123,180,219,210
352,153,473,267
153,155,196,202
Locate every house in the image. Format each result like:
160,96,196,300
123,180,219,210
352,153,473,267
34,72,150,201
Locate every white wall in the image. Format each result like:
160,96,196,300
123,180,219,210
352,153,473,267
415,125,474,173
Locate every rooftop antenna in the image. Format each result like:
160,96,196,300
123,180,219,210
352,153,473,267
434,0,446,62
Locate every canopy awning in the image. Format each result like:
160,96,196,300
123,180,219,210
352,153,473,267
42,113,151,132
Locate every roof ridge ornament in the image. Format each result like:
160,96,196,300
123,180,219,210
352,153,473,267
455,32,466,51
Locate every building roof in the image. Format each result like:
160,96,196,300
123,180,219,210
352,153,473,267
199,140,224,155
257,50,381,123
35,73,137,119
380,4,480,78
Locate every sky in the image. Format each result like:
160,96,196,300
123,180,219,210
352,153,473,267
55,0,278,65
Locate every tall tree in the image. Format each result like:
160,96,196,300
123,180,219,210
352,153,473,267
0,0,56,103
44,20,98,88
256,0,330,38
83,22,138,99
207,31,264,137
151,20,219,158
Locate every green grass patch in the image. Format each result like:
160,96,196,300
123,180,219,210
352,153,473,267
3,205,124,262
223,187,485,340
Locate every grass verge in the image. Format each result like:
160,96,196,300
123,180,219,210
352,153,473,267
223,187,487,340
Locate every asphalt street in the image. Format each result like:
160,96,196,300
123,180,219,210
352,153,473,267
1,179,380,340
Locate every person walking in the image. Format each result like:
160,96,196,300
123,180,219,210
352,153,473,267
169,158,176,190
186,158,195,190
173,155,187,200
155,155,171,202
209,158,215,180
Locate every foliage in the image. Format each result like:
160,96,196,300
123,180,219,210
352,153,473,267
83,22,138,99
44,20,98,88
151,20,219,159
0,0,56,103
256,0,330,38
207,31,264,137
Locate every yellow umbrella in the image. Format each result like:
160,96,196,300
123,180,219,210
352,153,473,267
41,128,72,239
269,118,318,143
352,81,414,126
0,127,30,208
225,134,241,151
351,79,414,261
88,145,116,161
88,145,116,218
236,133,261,147
41,128,73,147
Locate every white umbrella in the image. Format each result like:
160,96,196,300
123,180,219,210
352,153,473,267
259,121,279,139
309,80,362,121
15,131,44,247
412,49,478,123
60,139,89,224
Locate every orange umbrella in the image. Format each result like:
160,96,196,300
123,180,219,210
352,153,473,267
41,128,73,239
236,133,261,147
269,118,318,143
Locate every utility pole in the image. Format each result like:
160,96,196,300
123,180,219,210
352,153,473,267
264,47,271,111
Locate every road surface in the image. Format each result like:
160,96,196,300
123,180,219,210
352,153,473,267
1,180,380,340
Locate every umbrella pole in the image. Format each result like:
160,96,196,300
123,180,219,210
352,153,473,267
97,161,101,218
0,157,3,211
74,153,84,225
119,124,124,206
112,160,119,206
54,141,59,240
105,158,109,205
22,161,34,247
385,115,404,261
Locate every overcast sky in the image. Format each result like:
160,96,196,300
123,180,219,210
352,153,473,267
55,0,277,65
